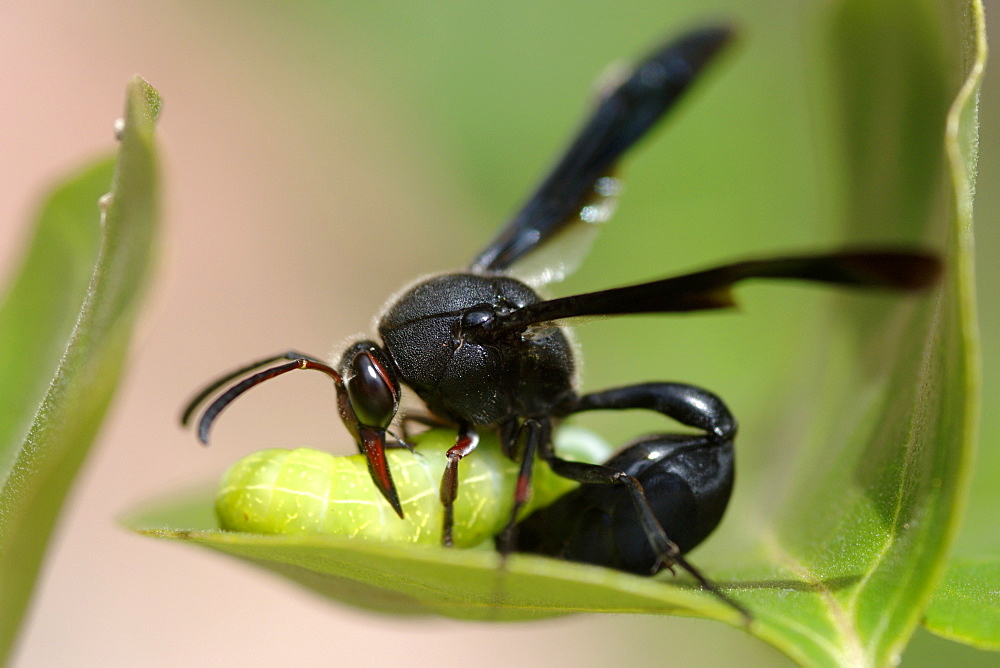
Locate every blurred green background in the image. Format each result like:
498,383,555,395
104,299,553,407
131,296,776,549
0,0,993,665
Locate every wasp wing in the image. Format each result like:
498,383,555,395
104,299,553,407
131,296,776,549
494,250,941,331
469,25,734,276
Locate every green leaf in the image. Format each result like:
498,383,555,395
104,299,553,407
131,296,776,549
132,523,746,622
923,557,1000,650
0,77,160,661
132,0,983,664
722,1,983,665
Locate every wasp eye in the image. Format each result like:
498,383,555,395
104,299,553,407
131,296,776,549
346,351,397,429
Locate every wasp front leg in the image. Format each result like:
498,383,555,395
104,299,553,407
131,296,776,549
439,423,480,547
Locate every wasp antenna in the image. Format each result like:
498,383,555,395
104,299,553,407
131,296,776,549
180,351,328,426
186,353,344,444
194,360,305,444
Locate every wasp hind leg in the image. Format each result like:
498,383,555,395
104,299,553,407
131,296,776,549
541,382,748,621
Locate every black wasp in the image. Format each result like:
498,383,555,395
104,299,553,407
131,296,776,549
182,25,939,617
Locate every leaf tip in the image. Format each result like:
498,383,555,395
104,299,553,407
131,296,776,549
120,76,162,140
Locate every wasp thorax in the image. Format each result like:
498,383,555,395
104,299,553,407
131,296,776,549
456,305,499,346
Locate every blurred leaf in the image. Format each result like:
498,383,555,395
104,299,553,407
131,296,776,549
136,0,983,664
0,78,160,660
724,1,982,665
924,557,1000,650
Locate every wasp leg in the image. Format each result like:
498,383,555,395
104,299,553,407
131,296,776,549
383,432,417,452
498,418,521,459
439,423,480,547
495,418,549,555
388,414,452,452
543,382,748,621
571,382,737,442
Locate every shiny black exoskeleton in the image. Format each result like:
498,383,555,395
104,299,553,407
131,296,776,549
182,25,940,618
378,274,576,426
517,429,735,575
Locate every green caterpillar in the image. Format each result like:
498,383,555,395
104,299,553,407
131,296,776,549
216,426,610,548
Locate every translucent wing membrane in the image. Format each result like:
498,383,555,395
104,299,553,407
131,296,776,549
469,25,734,274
